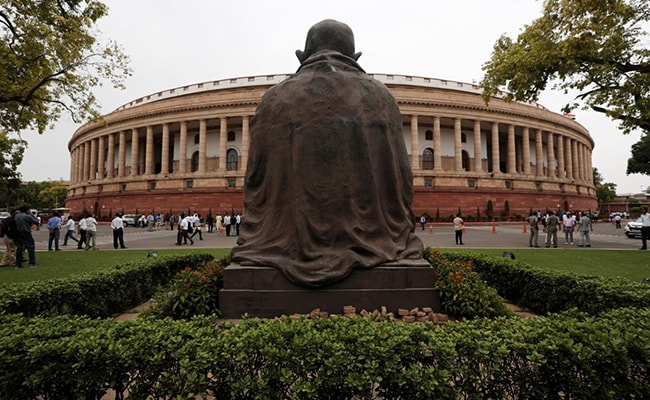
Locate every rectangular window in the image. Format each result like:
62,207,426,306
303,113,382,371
424,177,433,188
121,184,127,192
505,180,511,189
227,178,237,189
535,182,542,192
468,179,475,188
186,180,193,189
149,182,156,191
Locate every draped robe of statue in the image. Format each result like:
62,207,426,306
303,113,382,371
231,49,424,288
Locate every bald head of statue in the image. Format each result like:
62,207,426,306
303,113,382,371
296,19,362,63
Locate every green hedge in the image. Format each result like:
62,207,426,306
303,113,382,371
444,252,650,315
0,253,214,318
0,309,648,399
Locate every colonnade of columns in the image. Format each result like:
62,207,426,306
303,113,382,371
69,113,593,187
70,116,251,183
407,115,593,183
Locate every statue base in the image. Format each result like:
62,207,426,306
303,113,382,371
219,260,440,318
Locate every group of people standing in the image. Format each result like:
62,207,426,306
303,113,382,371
527,210,593,248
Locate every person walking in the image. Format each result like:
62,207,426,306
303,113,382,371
206,213,214,233
62,216,79,246
13,205,39,268
180,213,194,245
111,212,127,249
453,213,464,245
77,215,88,250
527,211,540,247
0,209,17,267
577,211,593,247
85,214,98,250
190,213,203,240
224,213,231,236
235,213,241,236
419,214,426,231
47,211,62,251
639,207,650,250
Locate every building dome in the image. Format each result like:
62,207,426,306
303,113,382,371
66,74,597,219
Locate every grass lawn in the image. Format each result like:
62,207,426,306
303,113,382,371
0,248,231,285
445,248,650,283
1,247,649,285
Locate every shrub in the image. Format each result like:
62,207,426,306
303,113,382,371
425,248,512,319
144,255,229,319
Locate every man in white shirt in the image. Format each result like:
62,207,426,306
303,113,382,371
111,213,127,249
62,217,79,246
77,215,88,250
639,207,650,250
85,214,98,250
562,212,576,245
180,213,194,245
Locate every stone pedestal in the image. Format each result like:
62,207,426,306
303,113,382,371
219,260,440,318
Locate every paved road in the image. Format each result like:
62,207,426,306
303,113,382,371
29,220,642,252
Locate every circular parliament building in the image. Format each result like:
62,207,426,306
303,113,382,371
66,74,597,219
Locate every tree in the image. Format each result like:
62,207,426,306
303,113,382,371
627,133,650,175
480,0,650,135
593,167,618,206
1,0,131,135
37,182,67,209
0,131,26,208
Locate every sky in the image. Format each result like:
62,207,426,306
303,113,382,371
19,0,649,194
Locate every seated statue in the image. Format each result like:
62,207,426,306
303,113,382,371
231,19,424,287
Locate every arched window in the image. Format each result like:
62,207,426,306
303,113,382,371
422,148,434,170
462,150,470,171
425,130,433,141
227,131,236,141
226,149,238,170
190,151,199,172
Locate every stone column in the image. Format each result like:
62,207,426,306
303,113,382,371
131,128,139,176
97,136,105,179
571,139,579,181
433,116,442,170
556,135,564,178
454,118,462,171
491,122,500,174
107,132,115,178
179,121,187,173
547,132,555,177
507,124,516,174
565,138,573,180
198,119,207,173
473,120,482,172
410,115,419,169
522,127,531,175
145,125,154,175
161,123,170,175
535,129,544,176
83,142,91,181
219,117,227,171
241,115,250,171
118,131,126,178
89,139,97,181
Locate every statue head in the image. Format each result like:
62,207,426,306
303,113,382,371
296,19,362,63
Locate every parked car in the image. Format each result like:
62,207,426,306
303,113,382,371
625,217,643,238
121,214,137,227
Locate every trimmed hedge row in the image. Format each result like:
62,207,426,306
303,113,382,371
0,253,214,318
444,252,650,315
0,309,648,399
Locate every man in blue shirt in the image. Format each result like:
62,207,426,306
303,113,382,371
47,211,62,251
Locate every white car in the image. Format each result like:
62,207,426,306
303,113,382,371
625,217,643,238
121,214,137,227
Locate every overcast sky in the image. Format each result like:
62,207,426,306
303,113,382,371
20,0,648,194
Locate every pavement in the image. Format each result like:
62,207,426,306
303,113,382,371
27,220,644,252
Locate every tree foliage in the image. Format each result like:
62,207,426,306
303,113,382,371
0,131,26,208
480,0,650,135
37,182,68,209
627,133,650,175
0,0,132,135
